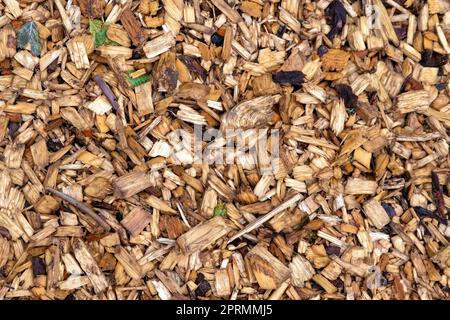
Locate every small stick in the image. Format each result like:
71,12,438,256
227,193,304,243
46,188,111,232
93,75,120,111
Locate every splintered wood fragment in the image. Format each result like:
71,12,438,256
396,132,441,142
221,95,280,130
112,171,153,198
15,52,36,70
290,134,340,150
34,195,60,214
87,95,112,115
317,230,347,248
4,103,37,114
246,245,291,289
4,143,25,169
399,42,421,62
0,236,9,267
120,207,152,236
114,246,142,280
312,274,337,294
143,33,176,59
59,276,90,290
151,280,172,300
397,90,430,113
210,0,242,23
40,49,61,71
345,178,378,195
13,66,33,80
120,8,145,46
363,199,391,229
67,39,90,69
106,24,130,47
432,245,450,269
60,107,90,130
0,26,16,61
330,99,346,135
4,0,22,19
436,24,450,54
46,188,111,232
0,212,23,241
139,244,175,265
279,7,301,34
144,195,176,214
222,26,233,61
54,0,73,33
228,193,304,243
46,246,61,289
290,255,315,287
135,81,154,116
177,105,207,125
373,0,399,46
177,216,232,254
73,239,109,293
332,256,367,277
353,147,371,169
97,46,133,59
215,269,231,296
392,142,411,159
30,139,49,168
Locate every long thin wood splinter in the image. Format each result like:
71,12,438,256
46,187,111,232
227,193,304,243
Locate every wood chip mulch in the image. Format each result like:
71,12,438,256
1,0,450,300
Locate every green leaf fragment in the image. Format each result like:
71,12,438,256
213,203,227,217
126,70,151,88
89,19,107,47
16,21,41,56
89,19,103,34
89,19,119,47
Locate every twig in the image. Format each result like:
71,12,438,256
227,193,304,243
93,75,120,112
46,187,111,232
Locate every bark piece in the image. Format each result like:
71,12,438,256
143,33,176,59
120,8,145,46
78,0,105,18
